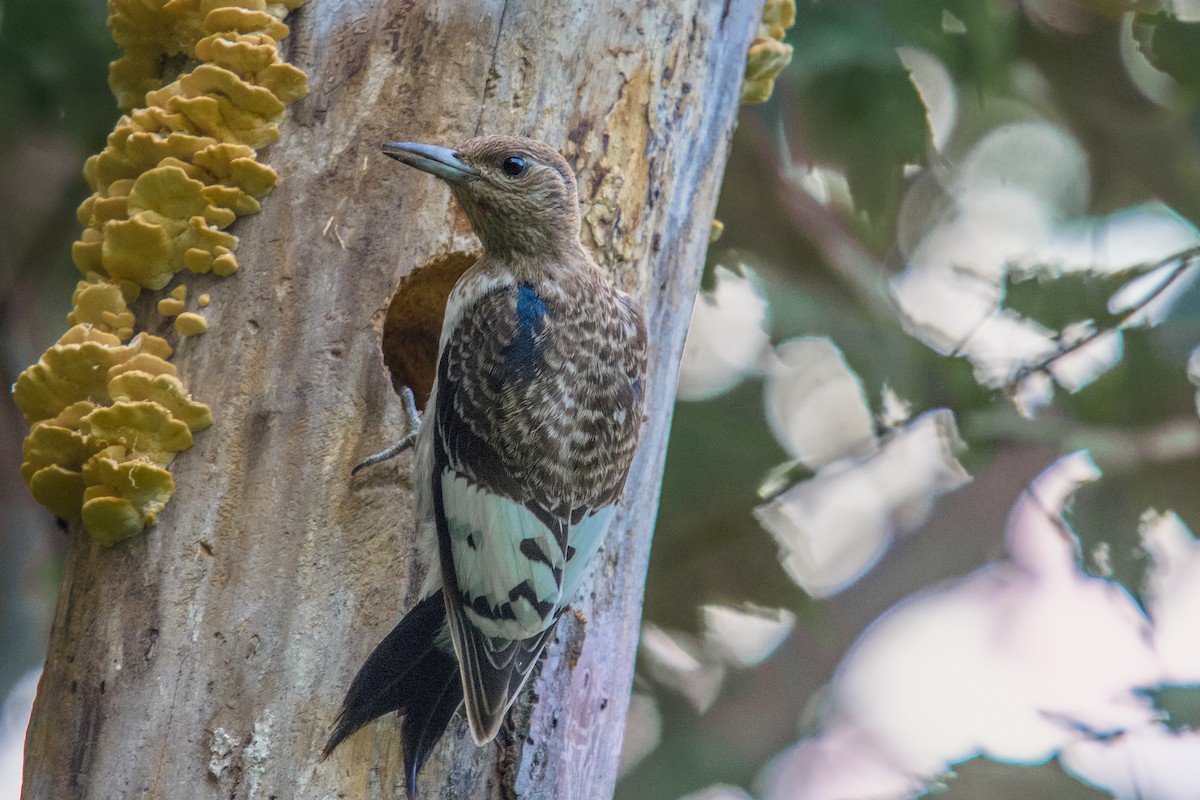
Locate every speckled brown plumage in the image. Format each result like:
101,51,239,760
326,135,649,786
435,270,645,524
419,137,648,746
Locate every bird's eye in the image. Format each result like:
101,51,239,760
500,155,527,178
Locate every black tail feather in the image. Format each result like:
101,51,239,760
322,591,463,796
401,654,463,794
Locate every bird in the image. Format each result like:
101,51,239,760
322,135,648,796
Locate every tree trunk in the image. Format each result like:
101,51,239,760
21,2,760,798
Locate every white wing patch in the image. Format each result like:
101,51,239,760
561,504,617,603
440,470,620,642
441,470,564,640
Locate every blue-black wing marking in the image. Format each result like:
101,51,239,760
501,283,549,377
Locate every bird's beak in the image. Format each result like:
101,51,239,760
382,142,480,184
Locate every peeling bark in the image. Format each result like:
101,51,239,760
21,1,761,798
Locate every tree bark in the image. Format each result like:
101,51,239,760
21,1,760,798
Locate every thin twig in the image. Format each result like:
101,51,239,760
1007,245,1200,392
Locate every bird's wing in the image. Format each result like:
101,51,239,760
430,279,644,743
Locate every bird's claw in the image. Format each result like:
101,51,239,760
352,433,417,475
353,387,422,475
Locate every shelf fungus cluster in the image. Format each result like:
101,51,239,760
75,0,308,293
157,284,211,336
15,0,308,542
14,325,212,546
743,0,795,104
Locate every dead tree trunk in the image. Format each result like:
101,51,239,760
21,2,760,798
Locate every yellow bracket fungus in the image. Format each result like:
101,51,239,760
15,0,307,543
67,276,137,341
709,219,725,244
81,452,177,546
743,0,795,104
14,325,212,544
158,297,186,316
76,0,308,291
107,372,213,430
174,312,209,337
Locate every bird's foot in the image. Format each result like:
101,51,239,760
352,386,422,475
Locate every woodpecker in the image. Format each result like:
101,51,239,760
323,136,648,795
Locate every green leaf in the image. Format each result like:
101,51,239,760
788,4,932,224
1134,11,1200,92
882,0,1016,88
1002,269,1131,332
796,62,929,223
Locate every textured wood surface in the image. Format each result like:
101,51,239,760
21,1,760,798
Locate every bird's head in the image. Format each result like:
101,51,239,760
383,135,582,258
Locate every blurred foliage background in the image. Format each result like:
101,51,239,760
4,2,1200,799
622,2,1200,799
0,0,117,744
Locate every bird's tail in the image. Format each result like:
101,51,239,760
322,591,463,797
